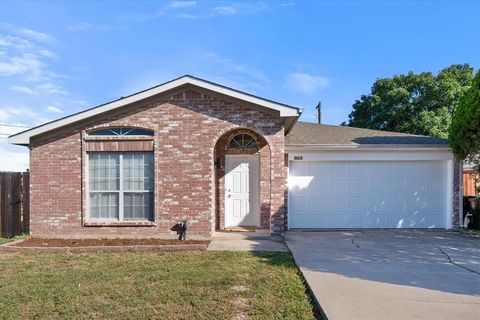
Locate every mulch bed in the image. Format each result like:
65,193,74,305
14,238,210,247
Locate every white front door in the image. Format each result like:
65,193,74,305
225,155,260,227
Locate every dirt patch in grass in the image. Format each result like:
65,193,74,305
15,238,210,247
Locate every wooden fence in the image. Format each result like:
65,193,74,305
464,171,479,196
0,172,29,238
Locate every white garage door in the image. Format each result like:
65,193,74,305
288,161,447,229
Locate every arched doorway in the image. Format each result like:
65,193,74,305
214,128,271,230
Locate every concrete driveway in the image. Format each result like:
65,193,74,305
286,230,480,320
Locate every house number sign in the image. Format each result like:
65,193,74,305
293,155,303,160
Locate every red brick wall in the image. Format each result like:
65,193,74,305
29,87,286,238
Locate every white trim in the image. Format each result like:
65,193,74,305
288,150,454,162
9,75,301,145
287,161,290,231
119,154,124,221
446,160,453,229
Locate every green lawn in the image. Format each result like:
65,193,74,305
0,251,316,320
0,234,29,245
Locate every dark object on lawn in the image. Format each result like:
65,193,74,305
179,220,189,240
464,196,480,230
470,197,480,230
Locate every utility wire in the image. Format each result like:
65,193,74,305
0,123,31,128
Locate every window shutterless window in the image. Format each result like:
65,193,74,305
88,152,154,221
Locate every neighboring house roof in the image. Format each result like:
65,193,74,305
286,122,449,147
9,75,302,146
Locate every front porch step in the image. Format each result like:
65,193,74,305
213,229,282,241
223,227,257,232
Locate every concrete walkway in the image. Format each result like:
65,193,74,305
207,230,288,252
286,230,480,320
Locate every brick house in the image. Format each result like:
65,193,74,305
9,76,462,238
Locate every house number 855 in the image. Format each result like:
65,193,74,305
294,156,303,160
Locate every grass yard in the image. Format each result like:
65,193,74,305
0,251,316,320
0,234,29,245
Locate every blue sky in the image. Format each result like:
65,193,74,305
1,0,479,170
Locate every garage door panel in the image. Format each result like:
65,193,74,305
329,214,351,228
348,214,365,226
366,197,387,213
331,178,349,194
309,196,332,212
288,160,447,229
289,162,308,176
290,196,309,213
368,178,387,194
309,162,329,176
427,215,445,228
426,178,444,193
306,215,330,227
405,162,426,176
309,177,330,193
427,162,444,175
347,162,366,175
404,179,426,194
365,214,387,227
329,162,347,175
348,178,365,193
385,162,401,174
386,179,403,193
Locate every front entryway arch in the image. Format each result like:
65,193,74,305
214,128,271,230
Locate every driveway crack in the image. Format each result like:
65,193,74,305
436,246,480,276
352,235,360,248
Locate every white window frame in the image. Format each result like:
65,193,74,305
87,152,154,222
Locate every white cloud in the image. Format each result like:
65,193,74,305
11,86,35,94
36,82,68,95
174,13,202,19
0,35,33,50
18,27,56,43
204,52,270,83
166,1,197,9
211,6,237,16
124,1,274,20
66,22,113,32
0,106,39,121
66,22,92,31
38,49,57,59
0,24,82,134
0,52,44,78
283,72,329,93
47,105,63,113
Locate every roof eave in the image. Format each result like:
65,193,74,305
285,143,451,151
9,75,302,146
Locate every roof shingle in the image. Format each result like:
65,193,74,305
286,122,448,146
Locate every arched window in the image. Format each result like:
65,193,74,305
88,127,154,136
227,133,258,150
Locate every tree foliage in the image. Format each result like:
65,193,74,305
344,64,474,139
449,70,480,174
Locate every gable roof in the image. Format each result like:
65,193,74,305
286,122,449,147
9,75,302,145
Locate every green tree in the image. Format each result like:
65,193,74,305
343,64,474,138
449,70,480,182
